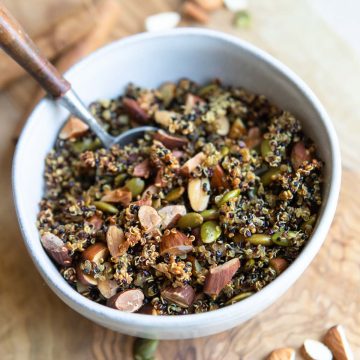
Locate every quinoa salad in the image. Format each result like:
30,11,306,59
37,79,323,315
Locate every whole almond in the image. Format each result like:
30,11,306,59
59,116,89,140
324,325,354,360
161,284,195,308
160,229,193,256
76,264,97,286
40,232,72,266
269,258,289,275
245,127,262,149
183,1,209,23
122,97,149,124
204,258,240,297
301,339,333,360
107,289,144,312
180,152,206,176
82,243,109,264
211,164,227,189
106,225,125,257
98,279,119,299
101,188,132,206
158,205,187,229
153,130,189,149
188,177,210,212
291,141,311,170
267,348,296,360
184,93,205,114
138,205,162,232
85,214,103,231
154,110,178,127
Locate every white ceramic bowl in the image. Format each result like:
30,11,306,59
13,28,341,339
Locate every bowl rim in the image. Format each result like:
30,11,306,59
13,28,341,329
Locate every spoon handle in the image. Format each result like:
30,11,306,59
0,4,70,98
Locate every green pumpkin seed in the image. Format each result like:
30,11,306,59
200,209,219,221
133,338,159,360
271,232,290,246
70,138,101,154
165,186,185,202
261,167,281,186
225,291,253,305
125,178,145,197
177,213,203,229
201,221,222,244
217,189,241,206
220,146,230,157
261,139,271,158
247,234,272,246
114,173,127,187
93,201,118,214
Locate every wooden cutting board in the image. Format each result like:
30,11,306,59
0,0,359,359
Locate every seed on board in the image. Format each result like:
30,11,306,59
266,347,296,360
301,339,333,360
188,178,210,212
133,338,159,360
201,221,222,244
177,212,204,229
324,325,354,360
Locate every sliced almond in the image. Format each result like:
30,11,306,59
59,116,89,140
161,284,195,308
154,110,178,127
194,0,223,11
101,188,132,206
82,243,109,264
188,177,210,212
224,0,248,12
182,1,209,23
106,225,125,257
98,279,119,299
291,141,312,170
215,116,230,136
269,258,289,275
266,348,296,360
211,164,227,189
158,205,187,229
324,325,354,360
145,11,180,32
245,127,262,149
133,159,151,178
76,264,97,286
153,129,189,149
85,214,103,231
40,232,72,266
180,152,206,176
301,339,333,360
229,118,247,139
106,289,144,312
138,205,162,232
122,97,149,124
184,93,205,114
173,150,185,159
204,258,240,297
160,229,193,256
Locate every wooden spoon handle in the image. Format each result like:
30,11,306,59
0,4,70,98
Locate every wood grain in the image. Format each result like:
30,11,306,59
0,0,359,359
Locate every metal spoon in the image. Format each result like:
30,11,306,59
0,4,157,147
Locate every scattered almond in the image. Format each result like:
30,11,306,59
184,93,205,114
229,118,247,139
215,116,230,135
194,0,223,11
154,167,167,187
161,284,195,308
160,229,193,256
101,188,132,206
76,264,97,286
145,11,181,32
324,325,354,360
40,232,72,266
266,348,296,360
182,1,209,23
138,205,162,232
122,97,149,124
180,152,206,176
204,258,240,297
98,279,119,299
291,141,311,170
158,205,187,229
245,127,262,149
211,164,227,189
59,116,89,140
154,110,178,127
106,225,125,257
301,339,333,360
82,243,109,264
269,258,289,275
188,177,210,212
85,214,103,231
153,129,189,149
133,159,151,178
106,289,144,312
